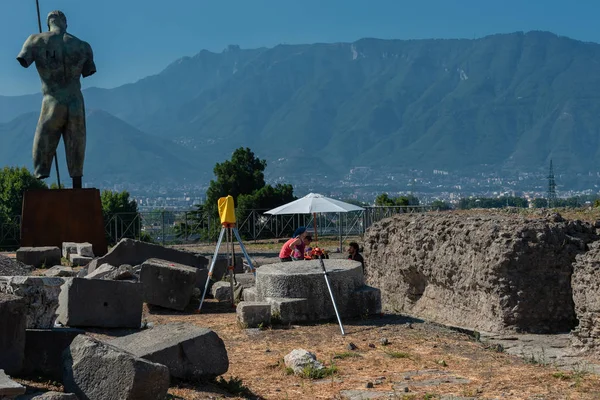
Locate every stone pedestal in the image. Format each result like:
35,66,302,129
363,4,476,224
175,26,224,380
21,188,107,257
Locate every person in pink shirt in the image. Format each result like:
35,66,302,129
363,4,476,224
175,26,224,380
279,227,309,262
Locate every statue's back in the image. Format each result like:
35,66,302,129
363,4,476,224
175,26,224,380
31,31,94,96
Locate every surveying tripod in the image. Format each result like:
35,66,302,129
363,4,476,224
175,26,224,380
197,223,256,312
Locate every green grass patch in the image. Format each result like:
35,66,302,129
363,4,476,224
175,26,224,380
214,376,254,397
299,364,338,379
385,351,410,359
333,351,362,360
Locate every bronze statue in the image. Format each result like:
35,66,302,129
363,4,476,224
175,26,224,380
17,10,96,189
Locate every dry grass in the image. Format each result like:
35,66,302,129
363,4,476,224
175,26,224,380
144,301,600,400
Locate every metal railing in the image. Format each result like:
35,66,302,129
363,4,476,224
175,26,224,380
0,205,435,249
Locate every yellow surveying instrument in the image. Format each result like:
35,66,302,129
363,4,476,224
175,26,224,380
198,195,256,312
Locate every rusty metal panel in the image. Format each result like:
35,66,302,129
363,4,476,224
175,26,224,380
21,189,108,256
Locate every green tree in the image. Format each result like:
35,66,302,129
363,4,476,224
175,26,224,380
236,184,296,238
375,193,417,207
431,200,451,210
101,190,140,244
205,147,267,211
375,193,395,206
0,166,47,224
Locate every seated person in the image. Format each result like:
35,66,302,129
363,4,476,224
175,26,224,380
279,227,309,262
347,241,364,272
293,235,312,260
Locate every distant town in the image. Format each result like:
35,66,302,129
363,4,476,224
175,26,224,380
87,166,600,211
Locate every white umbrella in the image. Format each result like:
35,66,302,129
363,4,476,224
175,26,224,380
265,193,364,245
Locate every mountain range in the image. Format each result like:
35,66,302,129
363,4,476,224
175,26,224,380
2,31,600,187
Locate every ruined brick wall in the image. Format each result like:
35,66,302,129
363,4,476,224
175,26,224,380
363,212,597,333
572,241,600,353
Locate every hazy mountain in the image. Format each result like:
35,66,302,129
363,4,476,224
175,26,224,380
4,31,600,184
0,110,203,185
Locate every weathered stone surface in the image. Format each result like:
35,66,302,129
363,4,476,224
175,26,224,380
76,242,94,258
242,287,258,302
62,242,78,259
340,390,388,400
256,259,366,321
140,259,198,311
351,286,382,316
364,212,598,333
108,323,228,380
63,335,170,400
44,266,76,278
0,369,25,397
17,391,78,399
22,328,84,382
0,254,32,276
572,240,600,354
84,263,116,279
211,281,236,302
0,276,65,329
237,301,271,328
0,294,26,374
56,278,142,328
68,254,92,267
88,239,208,279
230,272,256,288
109,264,135,280
284,349,324,375
267,297,309,324
16,247,61,268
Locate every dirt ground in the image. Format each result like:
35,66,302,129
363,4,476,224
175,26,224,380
16,300,600,400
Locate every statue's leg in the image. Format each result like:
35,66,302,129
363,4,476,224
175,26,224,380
64,96,86,188
33,96,66,179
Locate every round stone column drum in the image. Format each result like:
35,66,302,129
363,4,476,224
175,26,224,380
255,259,365,321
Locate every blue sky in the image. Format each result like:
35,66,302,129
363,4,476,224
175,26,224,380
2,0,599,96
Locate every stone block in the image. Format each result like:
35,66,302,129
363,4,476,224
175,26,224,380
16,247,61,269
0,369,25,397
140,258,197,311
76,242,94,258
222,272,255,288
84,263,116,279
17,392,78,399
242,287,258,302
0,276,65,329
62,242,78,259
109,323,228,380
211,281,234,302
108,264,136,281
88,238,208,275
236,301,271,328
56,278,142,328
0,294,26,374
21,328,84,382
63,335,170,400
69,254,92,267
351,286,382,316
44,266,76,278
267,297,310,324
208,255,244,281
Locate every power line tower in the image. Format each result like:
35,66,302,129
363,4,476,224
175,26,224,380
547,159,557,208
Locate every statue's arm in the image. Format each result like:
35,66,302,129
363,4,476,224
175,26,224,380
81,42,96,78
16,35,37,68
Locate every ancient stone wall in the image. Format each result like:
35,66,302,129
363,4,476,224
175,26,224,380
572,241,600,353
364,212,598,333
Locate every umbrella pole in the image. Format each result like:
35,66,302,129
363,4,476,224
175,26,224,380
319,257,345,335
313,212,318,243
